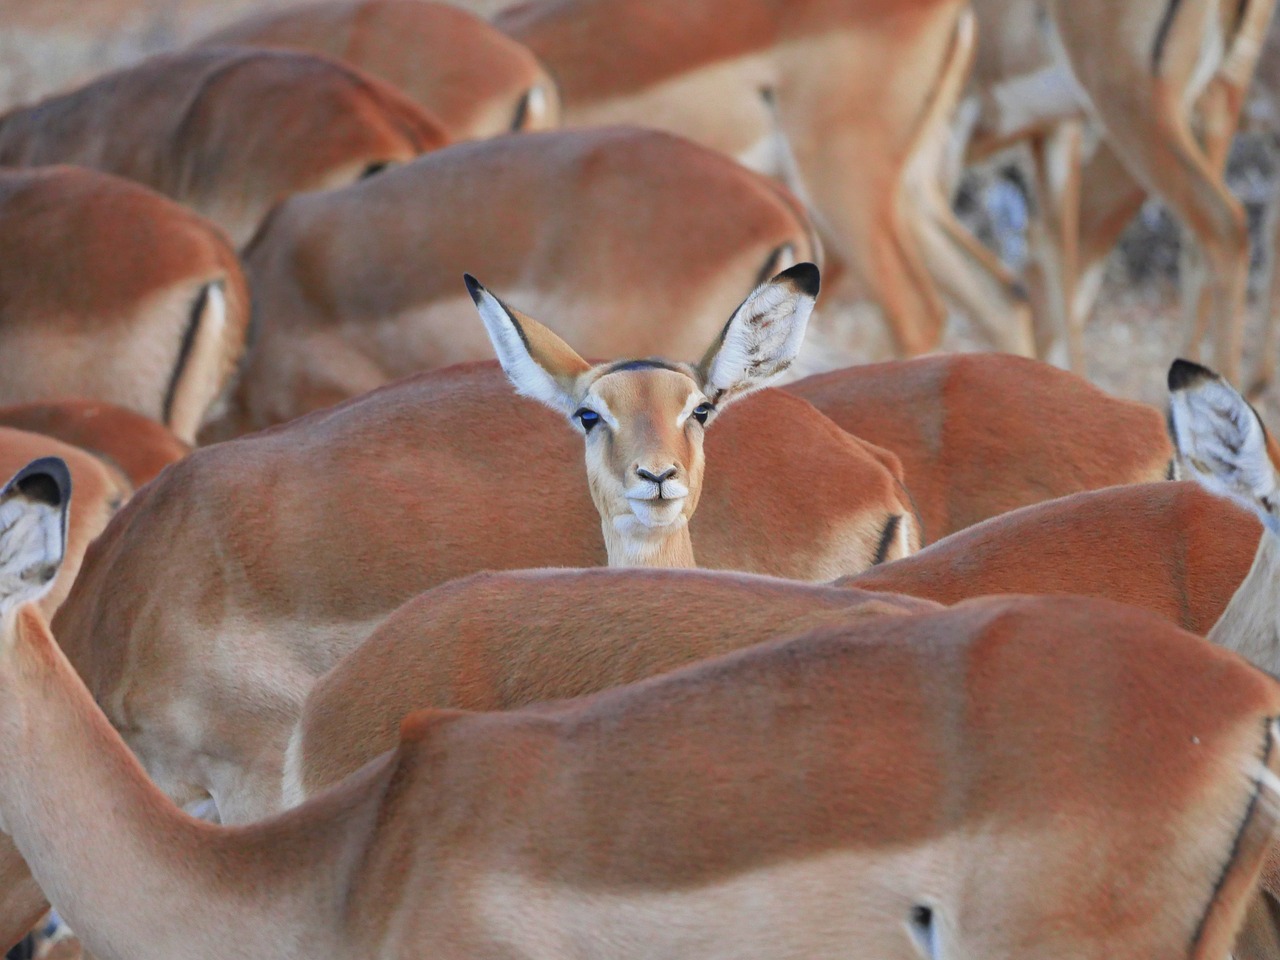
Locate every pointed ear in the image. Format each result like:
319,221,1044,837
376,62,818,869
465,274,591,414
1168,358,1280,533
0,457,70,617
696,262,818,407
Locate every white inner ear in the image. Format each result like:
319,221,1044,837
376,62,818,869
704,281,814,400
1170,379,1280,530
472,288,576,413
0,496,65,615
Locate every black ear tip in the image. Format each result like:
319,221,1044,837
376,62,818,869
1168,358,1218,392
463,273,485,305
777,261,820,297
10,457,71,509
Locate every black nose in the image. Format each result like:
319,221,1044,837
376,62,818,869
637,467,676,484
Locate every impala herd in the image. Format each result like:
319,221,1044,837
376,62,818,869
1,0,1280,958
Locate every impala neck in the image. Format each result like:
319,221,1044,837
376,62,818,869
0,606,371,960
1209,530,1280,673
602,517,696,569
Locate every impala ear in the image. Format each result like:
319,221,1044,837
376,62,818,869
465,274,591,415
696,262,818,407
1168,359,1280,533
0,457,70,616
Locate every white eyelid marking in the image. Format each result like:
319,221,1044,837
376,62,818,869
582,392,618,432
676,390,709,428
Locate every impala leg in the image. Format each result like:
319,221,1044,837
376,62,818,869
1050,0,1252,383
785,132,948,357
904,9,1035,357
1103,90,1247,381
1256,177,1280,395
1024,120,1086,368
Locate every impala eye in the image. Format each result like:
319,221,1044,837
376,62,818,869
691,402,713,425
574,408,600,432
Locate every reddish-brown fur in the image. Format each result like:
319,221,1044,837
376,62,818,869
9,594,1280,959
850,482,1260,634
0,401,189,489
200,0,560,140
498,0,999,356
0,167,249,443
294,572,936,795
220,128,819,434
0,48,447,246
786,354,1175,539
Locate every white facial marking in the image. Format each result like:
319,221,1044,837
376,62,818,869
675,390,709,429
579,391,619,433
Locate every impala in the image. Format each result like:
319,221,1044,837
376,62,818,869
218,127,821,436
44,358,915,824
785,353,1175,540
959,0,1271,380
496,0,1031,357
1163,357,1280,957
0,401,189,490
199,0,560,140
0,47,446,246
3,459,1279,960
0,167,249,444
468,263,817,567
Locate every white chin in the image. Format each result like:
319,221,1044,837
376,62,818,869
622,499,687,530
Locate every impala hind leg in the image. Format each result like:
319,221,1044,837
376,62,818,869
906,8,1036,357
784,143,946,357
1024,120,1086,367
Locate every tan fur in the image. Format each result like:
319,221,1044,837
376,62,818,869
0,47,447,246
7,596,1280,959
215,128,819,436
786,353,1174,540
497,0,993,357
291,571,936,799
200,0,560,140
0,402,189,490
850,481,1261,634
0,167,250,444
43,361,914,839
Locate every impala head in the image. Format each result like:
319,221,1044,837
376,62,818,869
0,457,69,622
1167,359,1280,536
465,264,819,567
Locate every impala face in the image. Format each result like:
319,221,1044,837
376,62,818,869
571,361,711,537
466,263,819,567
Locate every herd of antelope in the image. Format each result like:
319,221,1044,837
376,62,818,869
3,0,1280,958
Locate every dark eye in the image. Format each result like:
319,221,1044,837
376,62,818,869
691,402,713,425
574,408,600,432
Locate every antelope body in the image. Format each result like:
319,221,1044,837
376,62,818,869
1,464,1277,960
200,0,560,140
49,359,914,827
497,0,1022,355
0,167,249,443
223,127,820,436
786,353,1175,539
0,401,190,490
0,47,446,246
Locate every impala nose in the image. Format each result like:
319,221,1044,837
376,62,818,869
636,467,677,485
